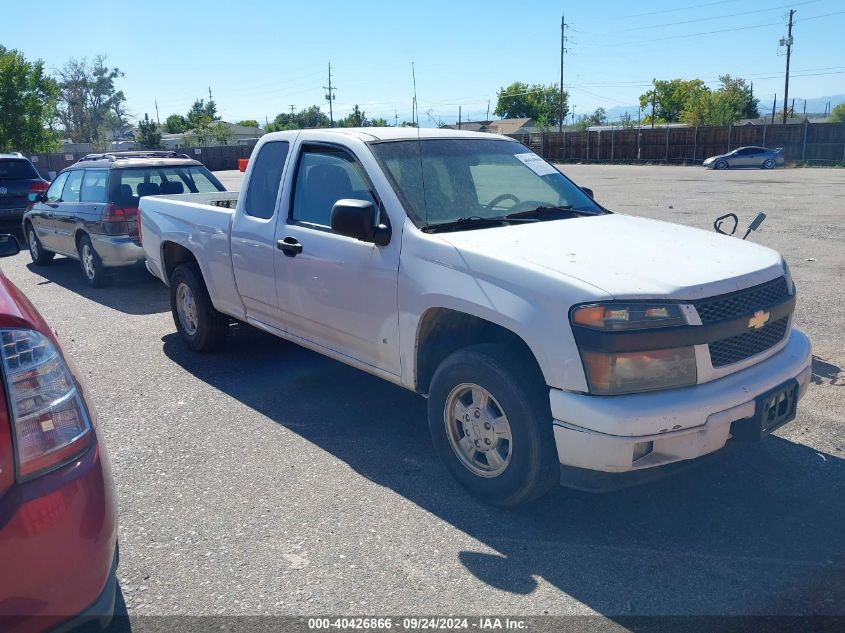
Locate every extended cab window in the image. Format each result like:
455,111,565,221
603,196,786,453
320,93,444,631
291,148,376,227
45,172,70,202
244,141,289,219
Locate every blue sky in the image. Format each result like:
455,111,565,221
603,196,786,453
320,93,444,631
4,0,844,126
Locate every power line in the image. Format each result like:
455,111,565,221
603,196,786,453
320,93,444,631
612,0,736,20
614,0,820,33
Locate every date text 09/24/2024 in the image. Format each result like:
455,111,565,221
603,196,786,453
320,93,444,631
307,617,527,630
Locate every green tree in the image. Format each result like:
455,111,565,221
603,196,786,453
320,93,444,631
830,103,845,123
639,78,708,123
164,114,188,133
237,119,259,128
369,117,389,127
137,114,162,149
338,105,367,127
618,112,635,129
186,98,219,128
494,82,568,128
681,75,760,126
55,55,126,143
0,46,60,153
266,106,331,131
210,121,234,145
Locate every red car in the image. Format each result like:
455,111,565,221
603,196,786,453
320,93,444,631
0,234,117,632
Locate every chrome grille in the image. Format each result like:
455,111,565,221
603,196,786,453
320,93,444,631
694,277,790,324
709,317,789,367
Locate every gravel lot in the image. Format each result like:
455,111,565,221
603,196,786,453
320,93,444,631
3,165,843,625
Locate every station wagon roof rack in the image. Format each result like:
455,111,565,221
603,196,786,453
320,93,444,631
78,150,192,162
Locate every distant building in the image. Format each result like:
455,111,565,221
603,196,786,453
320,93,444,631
440,118,537,135
162,121,264,149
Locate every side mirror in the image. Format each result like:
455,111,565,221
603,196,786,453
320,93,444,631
0,234,20,258
581,187,594,199
28,192,45,203
330,199,391,246
742,212,766,240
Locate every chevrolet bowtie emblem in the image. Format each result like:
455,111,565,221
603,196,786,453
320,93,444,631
748,310,770,330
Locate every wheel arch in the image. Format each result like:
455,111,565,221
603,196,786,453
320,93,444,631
414,307,546,396
160,240,199,285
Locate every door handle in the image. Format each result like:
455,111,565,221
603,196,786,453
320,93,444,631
277,237,303,257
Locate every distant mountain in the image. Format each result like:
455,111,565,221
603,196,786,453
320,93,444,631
769,94,845,116
603,105,641,122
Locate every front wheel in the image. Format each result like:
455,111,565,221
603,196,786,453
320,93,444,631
763,159,776,169
427,344,558,507
26,224,54,265
715,159,728,170
170,262,229,352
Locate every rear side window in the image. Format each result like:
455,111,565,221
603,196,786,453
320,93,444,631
81,169,108,203
244,141,289,219
61,171,84,202
0,159,38,180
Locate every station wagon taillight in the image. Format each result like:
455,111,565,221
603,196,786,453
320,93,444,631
102,203,139,237
0,329,94,480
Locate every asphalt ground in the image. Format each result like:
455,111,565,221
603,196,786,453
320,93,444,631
2,164,843,628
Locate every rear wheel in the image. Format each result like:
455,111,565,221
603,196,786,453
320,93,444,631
427,344,558,507
170,262,229,352
763,159,776,169
26,223,54,265
715,159,728,170
78,235,106,287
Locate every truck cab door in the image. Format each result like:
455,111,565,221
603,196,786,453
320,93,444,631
230,139,292,328
273,142,401,376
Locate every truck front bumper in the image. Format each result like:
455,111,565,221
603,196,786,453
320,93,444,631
550,329,812,481
90,234,145,268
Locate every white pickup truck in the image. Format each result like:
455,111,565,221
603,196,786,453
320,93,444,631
140,128,811,506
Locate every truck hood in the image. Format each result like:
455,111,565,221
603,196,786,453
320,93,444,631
436,213,784,300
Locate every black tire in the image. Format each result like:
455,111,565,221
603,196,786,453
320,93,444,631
715,159,728,170
427,343,558,507
25,223,54,265
763,159,776,169
169,262,229,352
78,234,107,287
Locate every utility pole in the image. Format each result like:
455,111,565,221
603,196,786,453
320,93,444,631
781,9,795,125
412,62,418,127
323,62,336,127
559,14,566,133
458,106,462,130
486,100,490,122
772,94,777,124
154,100,160,126
651,85,657,129
289,104,296,116
394,109,398,127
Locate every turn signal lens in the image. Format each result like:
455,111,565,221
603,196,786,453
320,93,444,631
581,347,697,395
572,303,686,331
0,329,93,480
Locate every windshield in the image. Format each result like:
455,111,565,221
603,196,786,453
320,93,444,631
0,159,38,180
109,165,224,205
370,139,601,229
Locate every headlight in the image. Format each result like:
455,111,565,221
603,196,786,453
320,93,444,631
580,347,697,395
782,257,795,295
571,303,697,395
571,303,687,330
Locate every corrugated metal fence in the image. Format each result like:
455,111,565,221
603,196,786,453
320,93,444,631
27,143,258,179
509,122,845,165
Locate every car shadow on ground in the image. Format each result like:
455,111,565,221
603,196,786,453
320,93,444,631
812,355,844,387
23,257,169,315
162,325,845,620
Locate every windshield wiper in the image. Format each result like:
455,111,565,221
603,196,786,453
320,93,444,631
421,215,537,233
505,205,599,220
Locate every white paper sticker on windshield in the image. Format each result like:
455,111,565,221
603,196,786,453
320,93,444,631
514,152,557,176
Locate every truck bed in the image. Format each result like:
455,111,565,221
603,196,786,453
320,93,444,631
139,191,246,318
